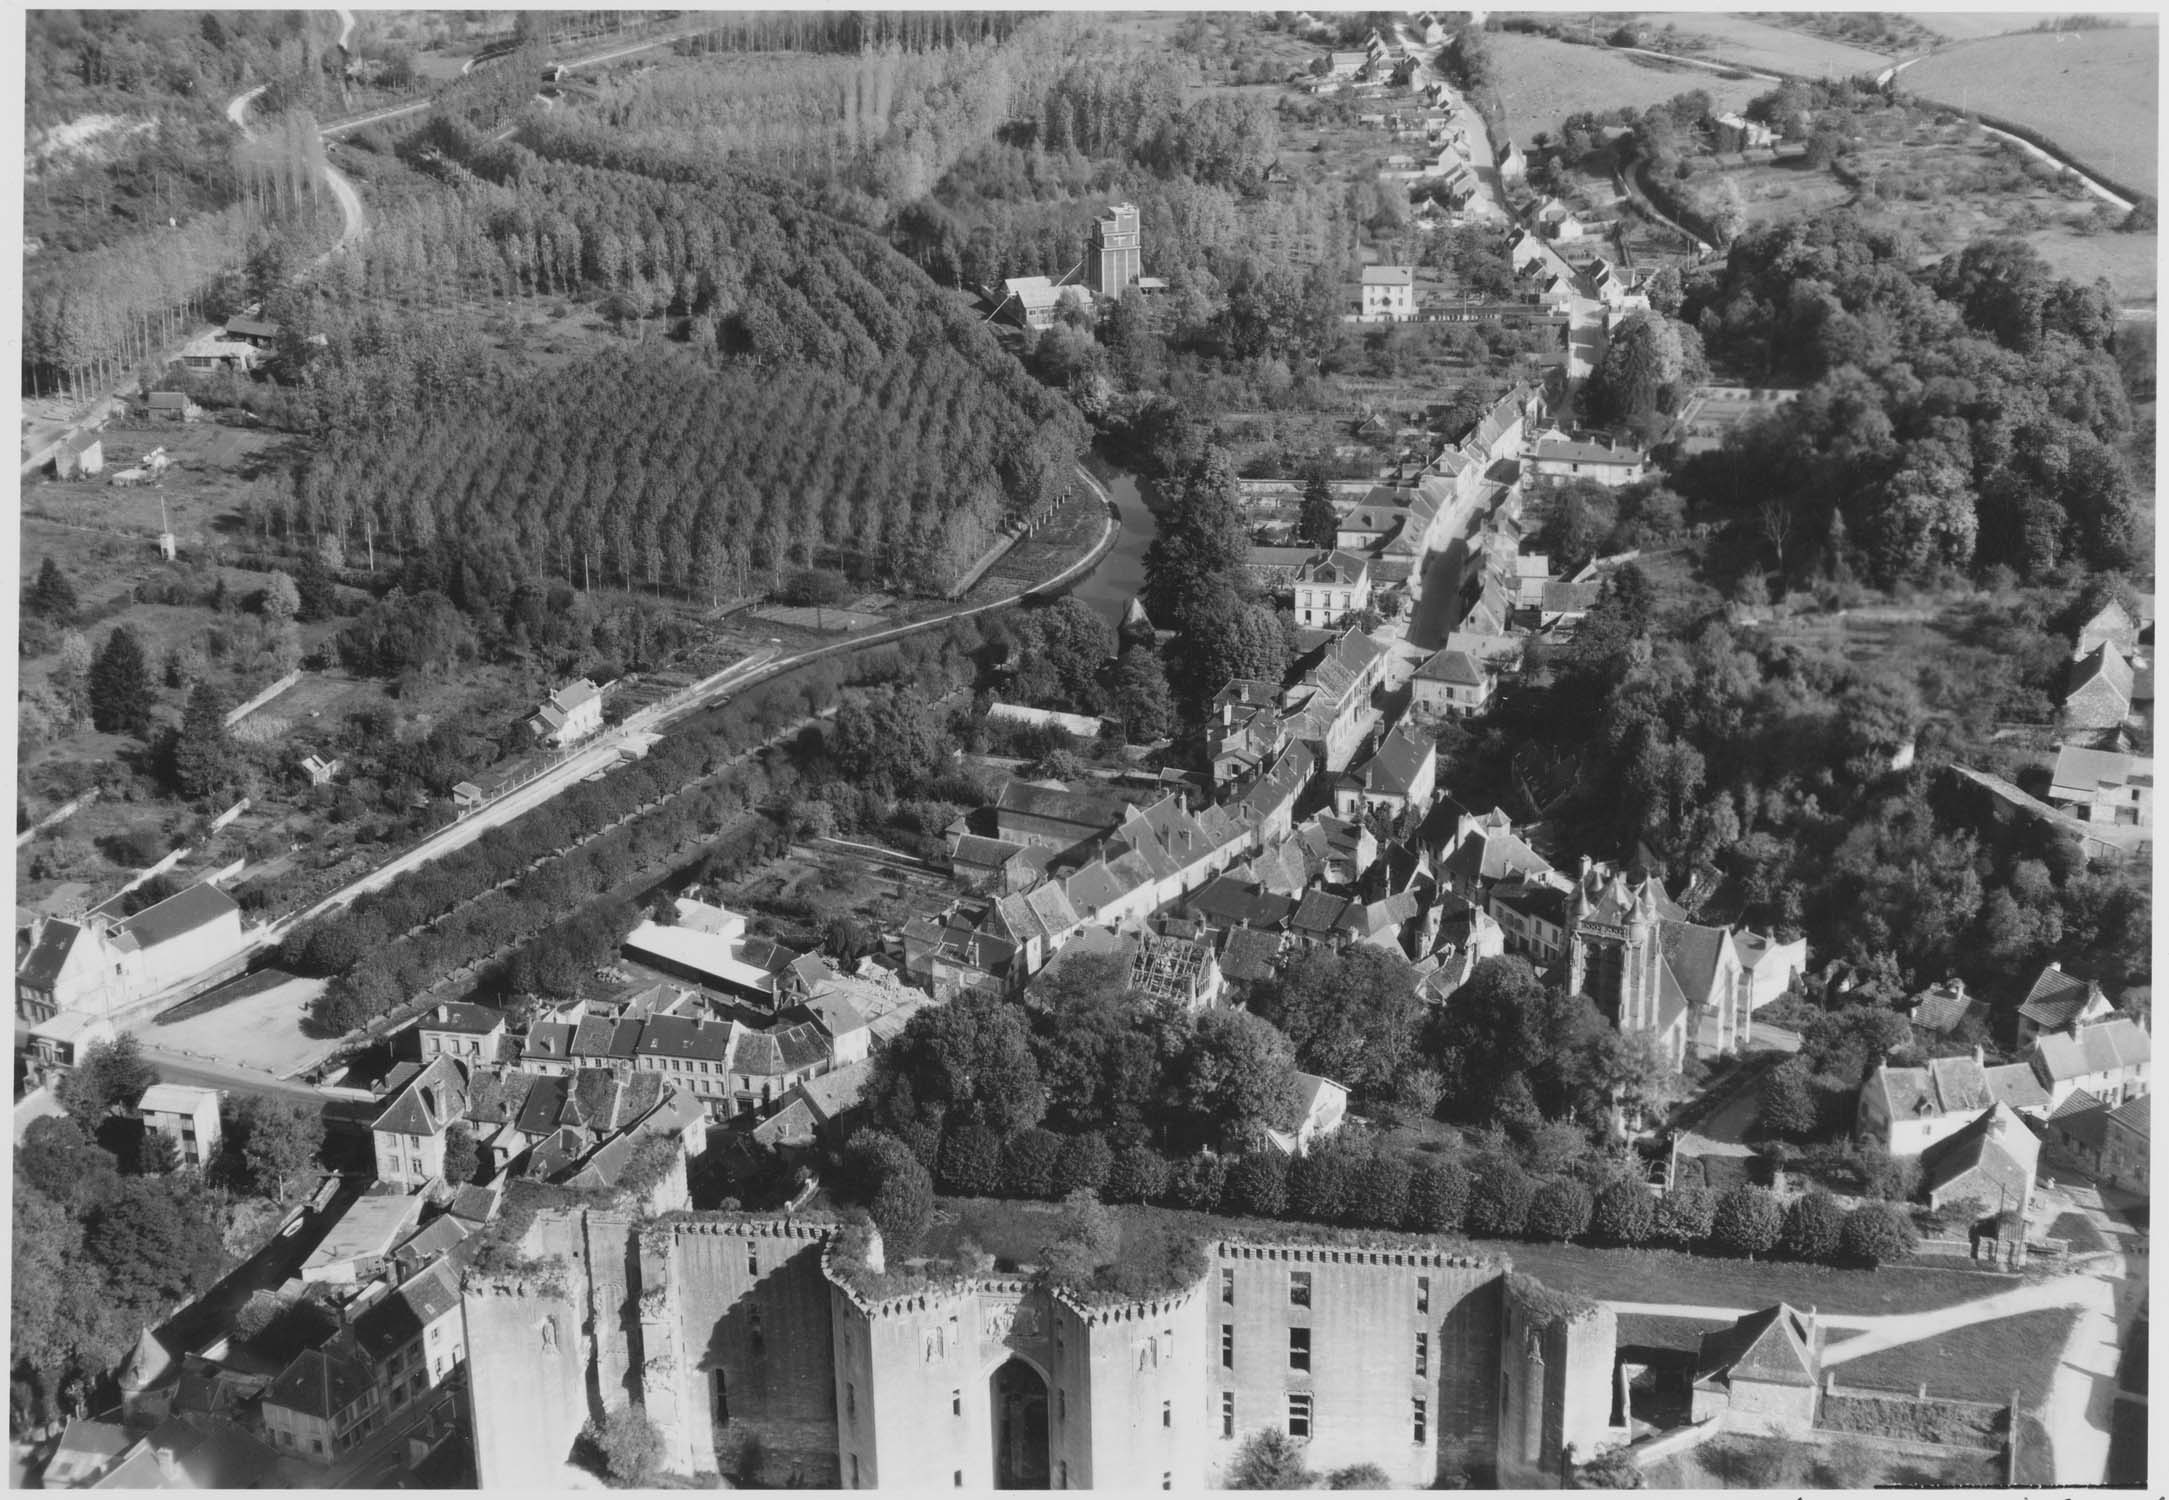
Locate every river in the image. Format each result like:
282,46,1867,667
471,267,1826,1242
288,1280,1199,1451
1064,451,1160,626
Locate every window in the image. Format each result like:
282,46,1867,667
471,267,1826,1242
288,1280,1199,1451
1287,1394,1312,1440
713,1369,729,1425
1415,1331,1428,1378
1162,1399,1173,1429
312,1438,325,1455
1058,1390,1066,1423
1221,1267,1235,1305
1221,1391,1236,1439
1289,1270,1312,1307
748,1246,759,1275
846,1383,856,1422
750,1307,765,1355
952,1389,963,1417
1289,1327,1311,1372
955,1473,964,1488
1416,1276,1430,1315
1162,1475,1173,1491
1221,1324,1235,1369
1058,1462,1069,1489
850,1456,860,1488
1413,1397,1427,1446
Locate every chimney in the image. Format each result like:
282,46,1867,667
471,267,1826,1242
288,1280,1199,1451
436,1004,449,1023
863,1226,886,1275
1973,1045,1985,1068
2049,961,2062,973
154,1448,181,1484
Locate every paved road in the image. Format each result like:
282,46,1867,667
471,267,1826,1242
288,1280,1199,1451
2032,1183,2145,1483
140,1050,327,1104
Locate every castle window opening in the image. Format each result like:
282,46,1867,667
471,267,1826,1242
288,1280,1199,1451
1289,1270,1312,1307
1415,1331,1428,1377
1413,1397,1427,1446
846,1383,856,1423
1162,1399,1172,1428
953,1389,962,1417
1289,1327,1311,1372
711,1369,728,1425
1221,1268,1235,1304
1221,1324,1234,1368
1417,1276,1430,1315
1287,1393,1313,1440
1221,1391,1236,1438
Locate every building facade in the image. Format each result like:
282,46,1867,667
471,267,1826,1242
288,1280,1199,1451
1088,204,1143,300
463,1213,1624,1491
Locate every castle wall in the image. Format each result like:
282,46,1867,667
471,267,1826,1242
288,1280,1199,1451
647,1219,841,1486
464,1273,591,1490
1497,1283,1618,1488
1068,1288,1209,1489
1205,1242,1505,1488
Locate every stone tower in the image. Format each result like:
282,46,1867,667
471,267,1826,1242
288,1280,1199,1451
1088,203,1142,300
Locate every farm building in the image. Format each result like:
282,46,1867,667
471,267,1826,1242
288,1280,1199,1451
1359,264,1416,320
527,678,604,746
145,391,198,422
50,429,103,478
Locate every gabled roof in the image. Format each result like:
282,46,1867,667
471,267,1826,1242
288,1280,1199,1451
2018,965,2108,1030
16,919,83,990
1220,925,1285,983
1696,1304,1817,1388
633,1015,735,1064
1984,1061,2052,1113
137,1082,217,1116
522,1021,575,1065
2067,640,2134,704
352,1261,461,1360
1290,889,1351,936
122,884,240,948
2032,1016,2151,1081
2109,1093,2150,1140
1907,980,1976,1036
1919,1104,2039,1206
369,1054,467,1137
2050,744,2149,796
263,1343,375,1421
1416,647,1485,686
119,1328,177,1393
417,1001,505,1036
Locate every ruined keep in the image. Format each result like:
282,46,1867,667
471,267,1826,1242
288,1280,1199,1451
461,1210,1623,1489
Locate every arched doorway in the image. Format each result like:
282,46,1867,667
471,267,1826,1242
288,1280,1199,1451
990,1357,1050,1489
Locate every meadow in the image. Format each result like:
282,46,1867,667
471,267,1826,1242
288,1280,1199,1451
1642,12,1898,77
1487,30,1763,141
1902,28,2159,197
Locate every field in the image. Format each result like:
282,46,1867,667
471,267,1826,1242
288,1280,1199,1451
1645,1430,2001,1488
1642,12,1899,76
2024,226,2158,306
1488,30,1765,141
1825,1306,2080,1407
1902,28,2159,197
1496,1239,2011,1317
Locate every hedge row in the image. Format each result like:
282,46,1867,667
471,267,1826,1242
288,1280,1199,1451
909,1124,1919,1269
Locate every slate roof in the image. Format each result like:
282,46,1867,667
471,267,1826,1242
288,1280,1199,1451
263,1344,375,1421
1188,877,1295,931
394,1213,472,1264
1985,1062,2052,1113
2048,1090,2113,1150
2032,1017,2150,1082
522,1021,575,1066
800,1060,871,1119
953,834,1029,869
633,1015,735,1064
369,1055,467,1137
1919,1105,2039,1208
1907,980,1977,1036
2110,1094,2150,1139
1298,549,1371,586
1361,265,1414,286
352,1262,461,1361
2067,640,2134,704
418,1001,504,1037
1220,926,1285,983
2050,744,2150,798
1695,1305,1817,1389
1290,889,1351,937
1416,647,1486,686
995,779,1136,835
1357,725,1433,799
122,884,240,948
2018,965,2107,1031
572,1014,644,1063
15,920,81,991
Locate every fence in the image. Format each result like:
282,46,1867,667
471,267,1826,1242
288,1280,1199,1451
224,670,302,728
17,789,98,847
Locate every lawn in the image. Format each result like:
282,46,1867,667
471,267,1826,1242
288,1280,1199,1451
2050,1210,2108,1256
1825,1306,2079,1407
1498,1239,2012,1317
2025,226,2158,306
1488,30,1764,140
1641,12,1898,76
1902,28,2159,196
1645,1429,2000,1488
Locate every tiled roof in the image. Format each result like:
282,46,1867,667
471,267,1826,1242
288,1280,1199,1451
1696,1304,1816,1388
1984,1062,2052,1113
263,1344,375,1422
1919,1105,2039,1207
121,884,239,948
1416,647,1486,686
418,1002,504,1036
15,919,81,990
353,1261,461,1360
633,1015,734,1064
523,1021,575,1064
1220,926,1284,982
2109,1094,2150,1139
2032,1017,2150,1081
1907,981,1976,1035
1290,889,1351,935
2018,965,2105,1030
954,834,1028,868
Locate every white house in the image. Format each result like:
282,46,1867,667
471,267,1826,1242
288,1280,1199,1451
1266,1073,1350,1156
527,679,603,747
2029,1016,2151,1108
1359,265,1415,321
1525,430,1650,487
1293,550,1373,628
15,884,248,1024
137,1083,223,1170
369,1054,470,1191
2047,745,2152,829
1857,1055,2053,1158
1411,646,1495,718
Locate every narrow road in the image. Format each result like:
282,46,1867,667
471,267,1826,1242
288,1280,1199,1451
1817,1276,2096,1365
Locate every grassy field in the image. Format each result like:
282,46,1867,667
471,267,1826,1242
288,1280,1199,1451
1827,1306,2079,1406
1643,12,1898,76
2024,226,2158,305
1906,13,2143,42
1498,1239,2015,1317
1646,1430,2001,1488
1902,28,2159,196
1489,30,1764,140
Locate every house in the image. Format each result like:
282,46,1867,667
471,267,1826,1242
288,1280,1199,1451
2047,745,2152,829
1691,1305,1821,1434
1732,930,1808,1014
22,1009,116,1090
16,883,247,1024
51,429,104,479
2044,1091,2149,1199
1905,978,1980,1042
1000,276,1063,329
145,391,197,422
178,333,260,373
137,1083,222,1170
527,678,603,747
993,778,1138,853
2016,963,2115,1047
1497,139,1527,180
300,754,343,786
1293,550,1373,628
39,1418,133,1487
2028,1015,2150,1108
88,1416,279,1489
416,1002,505,1063
1265,1073,1350,1156
2075,598,2143,656
302,1193,427,1286
369,1055,471,1190
1280,628,1390,773
2063,640,2136,729
1488,877,1571,965
1335,724,1438,820
350,1259,466,1422
1525,430,1649,487
950,834,1042,896
259,1341,383,1464
1411,646,1494,718
630,1014,739,1114
1916,1103,2039,1216
1359,264,1416,321
1858,1054,2053,1157
1128,927,1224,1011
223,314,283,347
1323,50,1370,78
1711,112,1775,152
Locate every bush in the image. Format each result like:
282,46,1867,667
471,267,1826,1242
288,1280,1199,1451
1230,1428,1315,1489
1757,1058,1819,1140
1405,1157,1470,1233
1778,1190,1846,1264
1590,1179,1656,1246
588,1404,664,1486
1224,1153,1289,1218
1351,1151,1413,1230
1164,1152,1227,1212
1709,1185,1783,1258
1327,1463,1391,1488
1287,1144,1357,1224
1653,1186,1717,1246
870,1156,935,1254
1839,1203,1919,1268
1525,1179,1593,1242
1051,1131,1113,1197
1000,1128,1064,1199
1573,1444,1646,1488
1466,1161,1535,1238
1104,1144,1170,1205
936,1123,1005,1197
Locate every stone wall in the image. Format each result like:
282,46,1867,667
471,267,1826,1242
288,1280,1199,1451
1497,1276,1619,1489
463,1268,590,1490
1205,1240,1507,1488
1068,1286,1210,1488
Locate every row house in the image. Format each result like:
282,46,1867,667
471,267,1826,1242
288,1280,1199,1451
1858,1051,2054,1158
1333,724,1438,821
260,1261,466,1465
16,883,247,1024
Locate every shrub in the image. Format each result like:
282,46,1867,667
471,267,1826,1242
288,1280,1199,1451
1590,1179,1656,1246
588,1404,664,1486
1051,1131,1114,1198
1573,1444,1646,1488
1164,1152,1227,1212
1466,1161,1535,1238
1287,1145,1357,1224
1525,1179,1593,1242
1229,1429,1315,1489
936,1123,1005,1197
1351,1151,1413,1230
870,1156,935,1254
1778,1190,1846,1263
1653,1186,1717,1246
1000,1128,1064,1199
1224,1153,1289,1218
1709,1185,1783,1258
1855,1146,1921,1201
1757,1058,1819,1139
1405,1157,1470,1233
1103,1143,1170,1205
1327,1463,1391,1488
1840,1203,1919,1268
